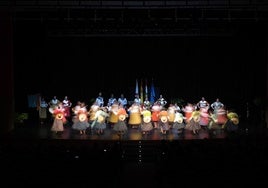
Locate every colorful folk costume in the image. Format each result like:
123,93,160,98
108,102,119,128
89,102,100,124
113,108,128,136
185,110,201,135
92,109,109,135
172,112,185,134
215,107,228,125
199,106,210,129
62,96,72,120
49,96,60,115
223,112,239,133
140,110,153,135
158,110,170,135
167,104,176,126
50,107,67,134
151,102,162,129
72,109,90,135
128,102,142,128
182,103,195,124
72,101,82,123
208,107,228,130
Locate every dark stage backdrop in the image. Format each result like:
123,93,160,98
13,22,266,118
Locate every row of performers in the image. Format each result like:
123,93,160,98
49,101,239,135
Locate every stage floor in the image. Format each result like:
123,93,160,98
5,120,231,141
1,121,268,187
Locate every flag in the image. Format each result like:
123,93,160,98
140,79,144,103
135,79,139,95
145,79,148,97
150,79,156,104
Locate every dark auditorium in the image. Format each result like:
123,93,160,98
1,1,268,187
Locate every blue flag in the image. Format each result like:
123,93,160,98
150,79,156,104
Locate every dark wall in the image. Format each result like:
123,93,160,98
13,22,267,115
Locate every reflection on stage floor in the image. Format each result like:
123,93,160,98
6,121,231,141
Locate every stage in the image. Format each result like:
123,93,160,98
5,120,230,140
1,121,268,187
